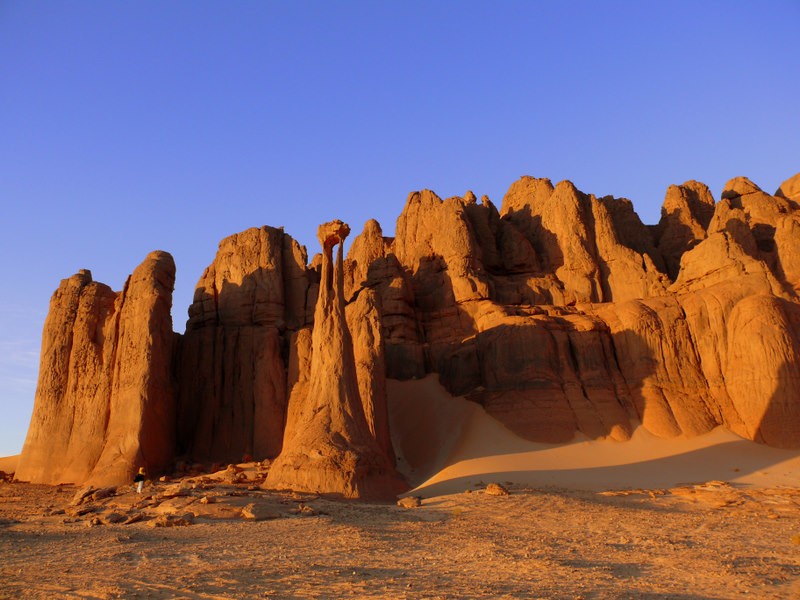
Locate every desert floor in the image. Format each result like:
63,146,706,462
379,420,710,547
3,475,800,599
5,378,800,599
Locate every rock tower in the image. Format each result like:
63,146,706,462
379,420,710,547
265,220,407,499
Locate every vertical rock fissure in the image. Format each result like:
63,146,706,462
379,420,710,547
564,331,599,434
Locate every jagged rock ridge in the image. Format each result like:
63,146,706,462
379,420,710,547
15,171,800,492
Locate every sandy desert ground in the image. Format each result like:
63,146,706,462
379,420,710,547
4,476,800,599
4,377,800,599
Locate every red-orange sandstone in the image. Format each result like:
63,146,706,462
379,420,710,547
15,171,800,495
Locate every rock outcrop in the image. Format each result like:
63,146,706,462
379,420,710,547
373,173,800,447
176,226,313,463
776,172,800,202
654,181,715,280
16,252,177,485
266,221,406,499
16,170,800,491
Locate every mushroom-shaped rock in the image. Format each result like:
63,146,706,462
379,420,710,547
266,220,407,500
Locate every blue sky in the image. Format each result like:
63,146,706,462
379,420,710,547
1,1,798,457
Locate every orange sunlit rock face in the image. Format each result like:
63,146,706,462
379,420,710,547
15,171,800,492
17,252,176,486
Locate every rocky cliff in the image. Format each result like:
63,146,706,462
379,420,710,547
17,252,177,485
176,226,313,463
15,171,800,492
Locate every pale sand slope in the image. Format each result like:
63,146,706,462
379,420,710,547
388,375,800,497
0,455,18,473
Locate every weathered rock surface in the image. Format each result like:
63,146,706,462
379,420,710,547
17,251,177,485
177,226,313,463
375,173,800,447
17,170,800,492
266,220,407,499
496,177,668,305
346,219,424,380
776,172,800,202
654,181,715,280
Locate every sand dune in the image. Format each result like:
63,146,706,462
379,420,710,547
388,375,800,497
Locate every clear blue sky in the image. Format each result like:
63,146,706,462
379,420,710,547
1,1,798,457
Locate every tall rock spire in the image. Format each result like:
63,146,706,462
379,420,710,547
16,251,177,485
265,220,407,500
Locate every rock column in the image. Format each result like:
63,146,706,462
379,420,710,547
266,220,407,500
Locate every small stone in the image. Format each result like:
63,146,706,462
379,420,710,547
91,487,116,501
160,484,189,499
148,514,193,528
66,505,95,517
70,486,95,506
101,512,127,524
123,513,144,525
485,483,510,497
397,496,422,508
241,503,280,521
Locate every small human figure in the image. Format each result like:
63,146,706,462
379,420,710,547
134,467,146,494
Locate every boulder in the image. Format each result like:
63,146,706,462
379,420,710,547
397,496,422,508
485,483,510,496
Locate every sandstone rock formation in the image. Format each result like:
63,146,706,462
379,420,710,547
16,170,800,492
176,226,313,463
17,252,177,485
776,172,800,202
367,173,800,447
653,181,715,280
265,220,406,499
